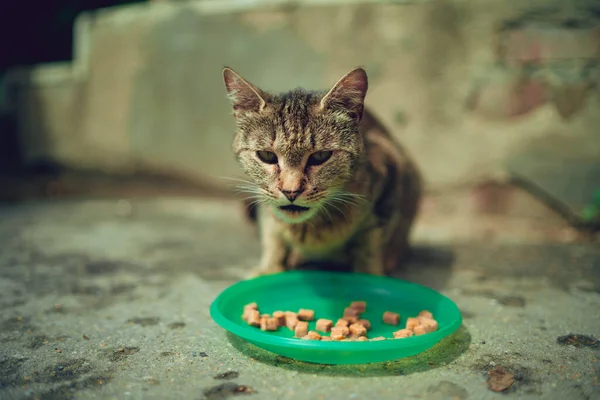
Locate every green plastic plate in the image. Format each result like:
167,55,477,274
210,271,462,364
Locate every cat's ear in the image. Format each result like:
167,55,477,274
222,67,267,114
320,68,368,122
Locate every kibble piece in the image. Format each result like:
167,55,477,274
335,318,349,327
242,308,253,322
285,314,299,330
331,326,349,337
242,303,258,321
330,332,345,341
413,325,427,335
357,319,371,330
393,329,414,338
294,321,309,338
349,301,366,313
405,317,420,331
383,311,400,325
260,317,279,331
349,323,367,338
301,331,321,340
316,319,333,333
321,336,332,341
342,315,358,324
297,309,315,321
247,309,260,327
344,307,361,318
354,336,368,342
418,310,433,319
370,336,386,341
272,311,286,326
418,318,439,333
260,314,271,319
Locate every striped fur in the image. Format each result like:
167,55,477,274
223,67,421,276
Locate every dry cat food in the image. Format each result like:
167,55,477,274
344,307,361,318
316,318,333,333
241,301,439,341
295,321,309,338
349,323,367,338
335,318,349,328
272,311,286,326
260,317,279,331
383,311,400,326
285,313,299,330
393,329,413,338
302,330,322,341
349,301,367,313
358,319,371,330
297,309,315,321
405,317,419,331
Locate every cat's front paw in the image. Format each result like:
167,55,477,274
244,263,285,280
353,260,386,276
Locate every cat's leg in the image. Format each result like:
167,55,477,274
246,214,287,279
383,164,421,273
349,227,386,276
383,214,411,274
246,234,287,278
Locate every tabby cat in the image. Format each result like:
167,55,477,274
222,67,421,276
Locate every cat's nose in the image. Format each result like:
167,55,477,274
281,189,303,202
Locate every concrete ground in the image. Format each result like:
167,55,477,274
0,195,599,400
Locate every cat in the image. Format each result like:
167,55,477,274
222,66,422,276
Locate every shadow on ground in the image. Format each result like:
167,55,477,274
393,245,456,291
227,324,471,377
290,245,456,293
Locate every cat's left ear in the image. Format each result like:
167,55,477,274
222,67,267,114
320,68,368,122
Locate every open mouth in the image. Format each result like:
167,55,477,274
278,204,310,213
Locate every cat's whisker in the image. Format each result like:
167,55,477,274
327,201,348,221
247,199,268,208
318,203,334,223
234,184,270,196
239,195,265,202
221,67,421,276
331,190,367,202
219,176,256,184
329,197,359,209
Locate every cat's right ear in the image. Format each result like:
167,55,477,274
222,67,267,115
320,67,368,122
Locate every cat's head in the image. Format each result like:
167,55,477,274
222,67,368,224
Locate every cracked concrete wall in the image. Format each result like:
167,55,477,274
2,0,600,199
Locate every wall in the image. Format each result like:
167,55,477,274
1,0,599,213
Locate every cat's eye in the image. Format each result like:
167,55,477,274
307,150,333,166
256,151,278,164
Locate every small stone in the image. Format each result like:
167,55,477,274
488,366,515,392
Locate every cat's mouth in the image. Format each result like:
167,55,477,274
278,204,311,214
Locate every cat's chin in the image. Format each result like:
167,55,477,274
273,204,317,224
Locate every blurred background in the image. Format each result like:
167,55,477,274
1,0,599,232
1,2,600,398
